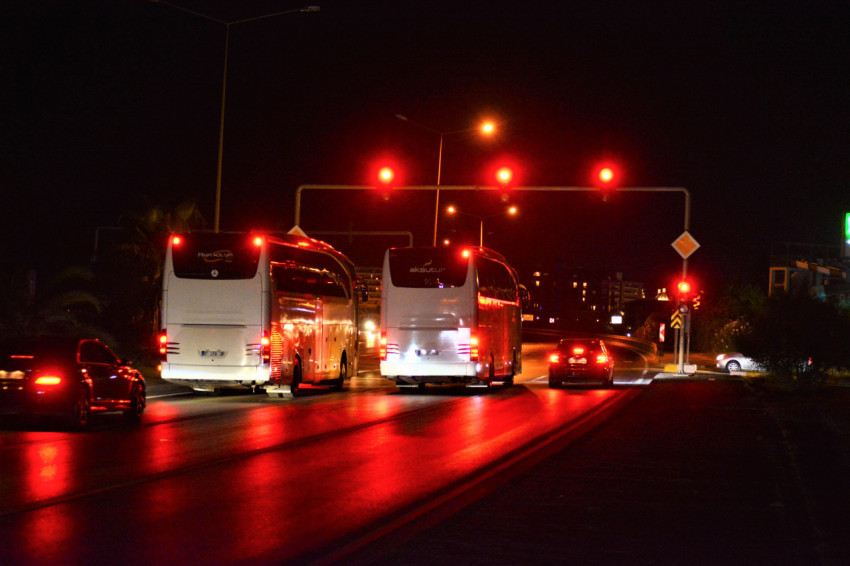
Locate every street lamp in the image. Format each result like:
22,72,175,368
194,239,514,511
395,114,496,245
446,204,518,247
149,1,320,232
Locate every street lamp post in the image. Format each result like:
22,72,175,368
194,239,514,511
395,114,496,245
149,1,320,232
446,205,518,247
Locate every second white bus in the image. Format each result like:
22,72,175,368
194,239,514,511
159,231,359,397
380,245,523,388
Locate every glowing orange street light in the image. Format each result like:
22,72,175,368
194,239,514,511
395,114,500,244
446,204,518,247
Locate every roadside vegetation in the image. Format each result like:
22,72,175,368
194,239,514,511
693,284,850,390
0,201,205,378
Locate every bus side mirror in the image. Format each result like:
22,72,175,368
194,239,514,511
519,284,531,310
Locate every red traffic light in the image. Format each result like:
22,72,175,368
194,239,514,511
592,160,620,188
677,280,691,295
378,166,395,184
369,155,404,188
488,156,521,189
495,166,513,186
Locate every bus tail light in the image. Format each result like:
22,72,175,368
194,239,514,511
379,333,399,361
261,332,271,364
159,333,179,361
459,334,480,362
158,333,168,361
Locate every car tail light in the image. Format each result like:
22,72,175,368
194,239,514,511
595,353,609,364
35,375,62,385
572,346,585,355
549,352,560,364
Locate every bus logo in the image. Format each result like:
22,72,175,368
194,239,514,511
197,249,235,263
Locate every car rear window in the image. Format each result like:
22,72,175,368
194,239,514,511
0,338,77,370
558,340,602,355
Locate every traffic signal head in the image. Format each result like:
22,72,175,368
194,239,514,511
378,166,394,185
592,160,620,190
677,280,691,295
495,166,513,186
369,155,404,191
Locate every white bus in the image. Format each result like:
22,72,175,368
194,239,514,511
159,231,359,397
380,245,523,388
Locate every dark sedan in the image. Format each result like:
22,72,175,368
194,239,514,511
548,337,614,388
0,336,145,428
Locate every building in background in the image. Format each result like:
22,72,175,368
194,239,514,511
524,266,645,332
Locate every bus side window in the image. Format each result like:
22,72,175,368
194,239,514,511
477,258,497,299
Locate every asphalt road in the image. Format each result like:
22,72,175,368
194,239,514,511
6,341,846,565
356,377,850,566
0,341,652,565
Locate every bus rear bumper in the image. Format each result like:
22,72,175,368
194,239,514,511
161,364,270,391
380,360,481,384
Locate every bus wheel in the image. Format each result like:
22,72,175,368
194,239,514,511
291,363,301,396
504,352,517,387
330,359,346,392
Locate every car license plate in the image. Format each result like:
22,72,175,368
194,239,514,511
0,370,25,380
569,357,587,364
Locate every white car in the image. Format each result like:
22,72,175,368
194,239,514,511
716,353,760,373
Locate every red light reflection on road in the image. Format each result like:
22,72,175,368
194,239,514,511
23,439,73,502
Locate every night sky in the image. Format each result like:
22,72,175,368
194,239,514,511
5,1,849,294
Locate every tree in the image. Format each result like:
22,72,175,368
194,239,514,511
737,291,850,388
95,200,205,358
0,266,109,341
691,284,765,354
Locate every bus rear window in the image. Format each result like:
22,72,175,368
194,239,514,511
388,248,469,288
171,234,260,280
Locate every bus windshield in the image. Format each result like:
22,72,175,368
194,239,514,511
388,247,469,288
172,233,261,280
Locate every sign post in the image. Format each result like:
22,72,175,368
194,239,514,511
672,231,700,374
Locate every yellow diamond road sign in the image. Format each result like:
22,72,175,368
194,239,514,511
672,231,700,259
